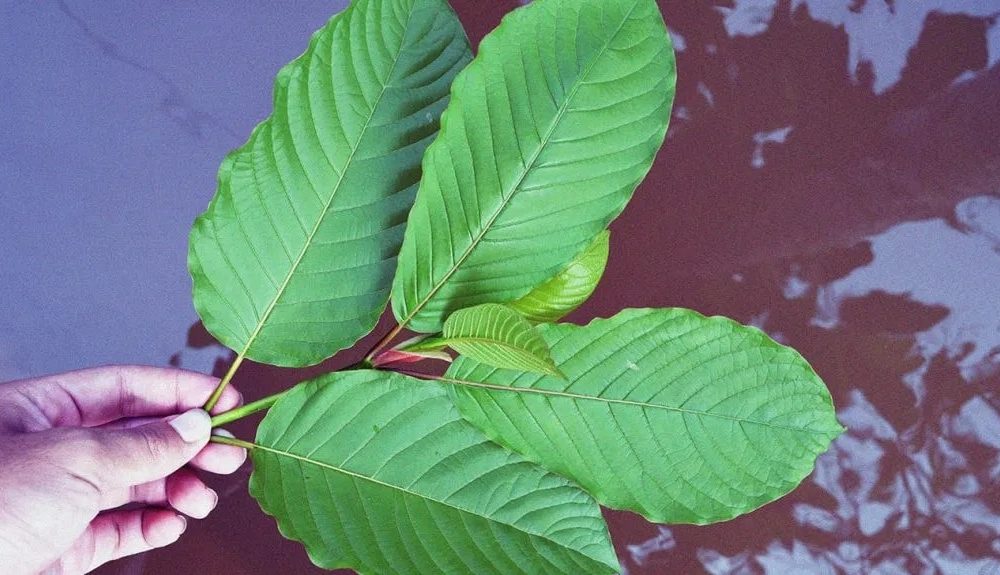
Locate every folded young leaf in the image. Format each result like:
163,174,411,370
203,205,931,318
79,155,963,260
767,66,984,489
391,0,676,333
445,308,844,525
188,0,471,367
509,230,610,323
371,335,453,367
434,303,562,376
249,370,620,575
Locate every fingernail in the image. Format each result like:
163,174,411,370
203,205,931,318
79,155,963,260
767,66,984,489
208,488,219,511
167,409,211,443
177,515,188,533
212,428,235,439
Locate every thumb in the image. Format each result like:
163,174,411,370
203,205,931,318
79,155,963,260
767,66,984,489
64,409,212,489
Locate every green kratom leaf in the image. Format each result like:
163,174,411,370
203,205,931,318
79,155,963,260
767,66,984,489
188,0,471,367
434,303,561,376
249,371,620,575
446,308,843,525
391,0,676,333
509,230,611,323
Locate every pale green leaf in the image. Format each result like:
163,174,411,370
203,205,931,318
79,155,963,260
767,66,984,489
391,0,676,333
509,230,610,323
188,0,471,367
249,370,620,575
446,308,843,525
436,303,562,376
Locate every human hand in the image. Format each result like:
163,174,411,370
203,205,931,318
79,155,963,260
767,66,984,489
0,366,246,575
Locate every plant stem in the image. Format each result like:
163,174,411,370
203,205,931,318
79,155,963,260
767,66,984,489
210,434,257,450
364,322,406,363
208,349,381,428
211,388,289,427
203,353,245,412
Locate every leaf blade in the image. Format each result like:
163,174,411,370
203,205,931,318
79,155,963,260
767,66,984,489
446,308,843,525
249,370,619,575
189,0,472,367
439,303,561,376
509,230,610,323
391,0,676,333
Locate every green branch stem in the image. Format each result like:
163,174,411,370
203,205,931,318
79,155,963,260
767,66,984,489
204,353,245,412
206,353,376,427
210,434,257,450
211,387,290,427
364,322,407,363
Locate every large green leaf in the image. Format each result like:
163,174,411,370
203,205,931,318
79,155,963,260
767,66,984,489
426,303,561,376
188,0,471,367
445,308,843,525
249,370,619,575
391,0,676,333
509,230,610,323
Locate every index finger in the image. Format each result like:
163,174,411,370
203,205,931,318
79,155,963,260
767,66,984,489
0,365,243,429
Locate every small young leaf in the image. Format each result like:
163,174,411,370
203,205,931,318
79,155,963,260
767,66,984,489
509,230,611,323
445,308,844,525
433,304,561,376
391,0,676,333
371,335,453,367
249,370,619,575
188,0,471,368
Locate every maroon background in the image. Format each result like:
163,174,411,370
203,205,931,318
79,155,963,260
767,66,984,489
15,0,992,573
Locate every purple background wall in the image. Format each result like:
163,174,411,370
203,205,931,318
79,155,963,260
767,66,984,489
2,1,999,573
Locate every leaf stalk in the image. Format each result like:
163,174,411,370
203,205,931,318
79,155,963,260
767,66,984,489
211,387,289,427
364,322,407,363
210,434,257,450
203,353,245,412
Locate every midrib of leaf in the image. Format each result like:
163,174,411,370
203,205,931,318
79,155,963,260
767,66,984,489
446,336,550,366
449,336,532,347
397,0,644,330
251,439,602,559
437,375,837,435
235,6,416,360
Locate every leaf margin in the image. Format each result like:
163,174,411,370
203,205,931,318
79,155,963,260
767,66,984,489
509,229,611,323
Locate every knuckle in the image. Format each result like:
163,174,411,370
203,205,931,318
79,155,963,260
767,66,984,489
111,515,126,554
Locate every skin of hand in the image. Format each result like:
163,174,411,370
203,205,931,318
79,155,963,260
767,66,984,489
0,366,247,575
